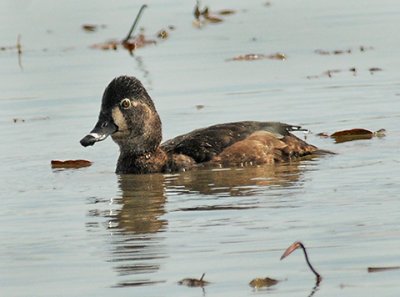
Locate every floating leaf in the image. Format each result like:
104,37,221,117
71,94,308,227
51,159,92,169
121,40,136,54
368,266,400,273
82,24,97,32
249,277,279,288
217,9,236,15
331,128,374,143
204,14,223,23
90,40,119,51
178,273,209,287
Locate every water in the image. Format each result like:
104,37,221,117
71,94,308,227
1,0,400,296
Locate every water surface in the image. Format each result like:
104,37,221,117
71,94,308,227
1,0,399,296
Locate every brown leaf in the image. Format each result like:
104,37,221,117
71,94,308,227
249,277,279,288
51,160,92,169
204,14,224,23
82,24,97,32
90,40,119,51
331,128,374,143
217,9,236,15
121,40,136,54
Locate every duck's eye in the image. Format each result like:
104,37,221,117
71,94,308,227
120,98,131,109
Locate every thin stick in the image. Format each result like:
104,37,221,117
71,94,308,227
280,241,322,283
123,4,147,42
17,34,23,70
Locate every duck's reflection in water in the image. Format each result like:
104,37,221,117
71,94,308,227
165,161,309,197
106,174,168,288
92,160,315,288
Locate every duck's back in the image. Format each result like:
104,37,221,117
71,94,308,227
161,121,318,167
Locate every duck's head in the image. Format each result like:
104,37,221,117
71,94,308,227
80,76,162,155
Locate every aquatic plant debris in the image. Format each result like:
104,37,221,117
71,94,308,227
81,24,106,32
368,266,400,273
307,67,383,79
193,2,235,28
314,46,373,55
51,160,92,169
249,277,279,288
89,5,171,55
330,128,386,143
227,52,286,61
178,273,210,287
280,241,322,284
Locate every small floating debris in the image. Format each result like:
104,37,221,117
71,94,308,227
307,67,383,79
330,128,386,143
51,159,92,169
81,24,106,32
193,2,235,28
227,52,286,62
12,116,50,123
249,277,279,289
90,5,171,55
178,273,210,287
314,46,373,55
280,241,322,284
315,48,351,55
368,266,400,273
195,104,205,110
369,67,382,74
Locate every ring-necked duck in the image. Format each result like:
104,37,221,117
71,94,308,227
80,76,326,174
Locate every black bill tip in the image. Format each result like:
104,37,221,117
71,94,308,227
80,134,98,147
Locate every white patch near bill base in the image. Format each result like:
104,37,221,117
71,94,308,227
89,133,107,141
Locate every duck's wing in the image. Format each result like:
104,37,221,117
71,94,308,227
161,121,309,163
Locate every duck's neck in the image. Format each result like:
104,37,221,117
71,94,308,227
116,148,167,174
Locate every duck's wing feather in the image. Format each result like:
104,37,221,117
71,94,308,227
161,121,308,163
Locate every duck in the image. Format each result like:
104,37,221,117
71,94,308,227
80,75,326,174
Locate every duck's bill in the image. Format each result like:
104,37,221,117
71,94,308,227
80,120,118,147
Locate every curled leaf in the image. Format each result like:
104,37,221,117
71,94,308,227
249,277,279,288
331,128,385,143
51,159,92,169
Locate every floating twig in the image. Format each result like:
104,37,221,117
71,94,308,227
17,34,23,70
368,266,400,273
280,241,321,284
123,4,148,43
